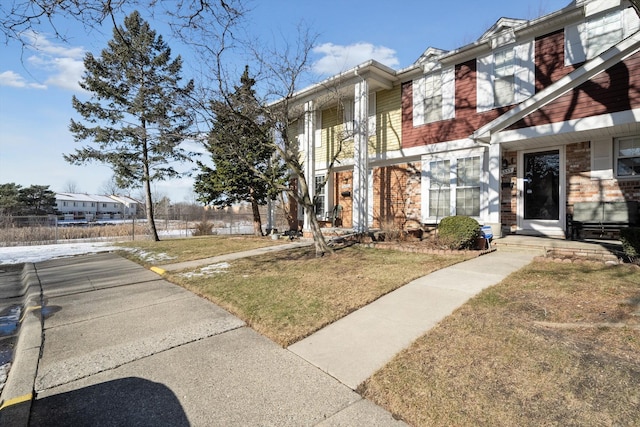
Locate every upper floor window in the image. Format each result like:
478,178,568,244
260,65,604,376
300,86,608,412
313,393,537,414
565,7,639,65
424,73,443,123
413,66,455,126
477,40,535,112
493,48,515,106
586,10,623,58
616,136,640,177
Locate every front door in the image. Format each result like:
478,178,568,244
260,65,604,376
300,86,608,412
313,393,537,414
518,148,565,236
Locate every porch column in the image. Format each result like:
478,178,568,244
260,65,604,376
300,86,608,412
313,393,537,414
487,142,501,231
352,79,369,233
302,100,316,231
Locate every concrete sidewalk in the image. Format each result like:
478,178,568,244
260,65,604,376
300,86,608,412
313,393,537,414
288,250,536,389
0,241,538,425
1,252,404,426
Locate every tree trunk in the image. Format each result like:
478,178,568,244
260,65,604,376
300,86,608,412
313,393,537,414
141,134,160,241
296,175,331,256
306,208,331,256
250,194,263,236
144,178,160,241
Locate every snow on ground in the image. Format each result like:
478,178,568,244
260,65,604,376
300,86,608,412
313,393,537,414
179,262,230,278
0,242,123,265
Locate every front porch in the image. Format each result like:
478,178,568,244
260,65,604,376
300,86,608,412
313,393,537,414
492,234,625,262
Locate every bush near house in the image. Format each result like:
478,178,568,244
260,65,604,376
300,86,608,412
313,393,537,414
620,227,640,257
437,216,481,250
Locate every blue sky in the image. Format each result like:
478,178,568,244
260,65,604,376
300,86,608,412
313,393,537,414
0,0,571,203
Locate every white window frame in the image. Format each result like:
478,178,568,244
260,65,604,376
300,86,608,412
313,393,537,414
314,174,327,218
413,66,455,126
615,135,640,178
422,151,485,222
477,40,535,112
493,48,515,107
424,72,443,123
565,7,639,66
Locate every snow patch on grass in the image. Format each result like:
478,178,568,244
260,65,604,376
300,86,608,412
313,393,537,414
180,262,230,278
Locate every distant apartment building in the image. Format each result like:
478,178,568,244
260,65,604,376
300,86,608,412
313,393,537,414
55,193,139,220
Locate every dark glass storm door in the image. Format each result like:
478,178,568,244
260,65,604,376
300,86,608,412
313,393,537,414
519,149,564,235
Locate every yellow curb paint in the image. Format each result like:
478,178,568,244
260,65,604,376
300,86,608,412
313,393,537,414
0,393,33,410
150,266,166,275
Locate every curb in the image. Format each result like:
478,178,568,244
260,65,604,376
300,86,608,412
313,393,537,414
0,263,43,426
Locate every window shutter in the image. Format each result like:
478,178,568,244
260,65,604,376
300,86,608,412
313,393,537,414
412,76,426,126
514,40,535,103
343,99,354,134
591,138,613,179
564,21,587,65
315,110,322,147
476,52,494,112
368,92,376,135
441,66,455,120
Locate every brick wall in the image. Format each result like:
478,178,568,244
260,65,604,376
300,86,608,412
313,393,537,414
566,142,640,210
500,150,518,232
370,162,422,229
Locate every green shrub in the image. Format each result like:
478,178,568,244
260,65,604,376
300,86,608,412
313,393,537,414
620,227,640,256
437,216,481,250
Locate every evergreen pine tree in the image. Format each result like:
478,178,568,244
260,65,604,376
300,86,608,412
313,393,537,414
195,66,285,235
65,11,194,241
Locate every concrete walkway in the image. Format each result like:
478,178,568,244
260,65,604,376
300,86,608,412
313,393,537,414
288,250,535,389
7,236,602,424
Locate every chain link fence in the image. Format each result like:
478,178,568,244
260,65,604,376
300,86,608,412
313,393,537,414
0,203,293,247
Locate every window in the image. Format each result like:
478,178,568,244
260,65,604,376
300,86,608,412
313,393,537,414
477,41,534,112
413,67,455,125
102,203,107,208
63,201,67,207
586,10,623,59
564,8,639,65
314,175,326,218
426,156,482,219
429,160,450,218
616,136,640,177
424,73,443,123
493,48,515,107
456,157,481,216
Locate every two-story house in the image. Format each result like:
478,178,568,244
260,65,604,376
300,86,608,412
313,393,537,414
286,0,640,239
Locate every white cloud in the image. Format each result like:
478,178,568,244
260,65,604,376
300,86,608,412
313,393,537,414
19,31,86,92
312,42,399,75
0,70,47,89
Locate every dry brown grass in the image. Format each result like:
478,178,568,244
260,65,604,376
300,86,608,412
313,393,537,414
117,235,287,265
360,261,640,426
0,224,149,245
167,246,473,346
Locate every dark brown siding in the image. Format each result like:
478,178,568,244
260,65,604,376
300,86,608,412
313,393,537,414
402,60,512,149
402,29,640,146
514,30,640,129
